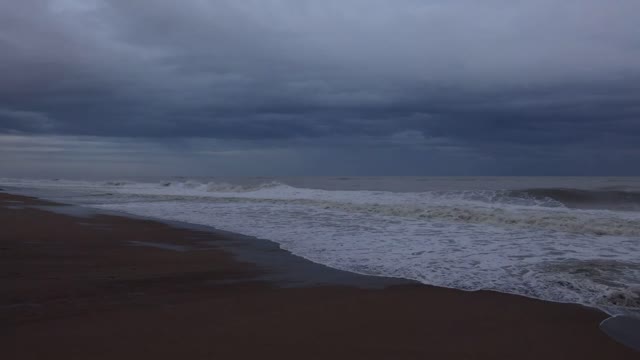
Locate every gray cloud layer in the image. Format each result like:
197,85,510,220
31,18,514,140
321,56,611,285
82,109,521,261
1,0,640,176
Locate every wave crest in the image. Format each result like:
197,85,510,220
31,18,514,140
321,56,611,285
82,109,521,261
507,188,640,211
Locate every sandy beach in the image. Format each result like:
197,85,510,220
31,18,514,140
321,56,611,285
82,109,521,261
1,192,637,359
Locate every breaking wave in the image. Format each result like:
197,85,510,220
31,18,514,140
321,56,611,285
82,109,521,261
155,182,640,211
84,180,640,237
506,188,640,211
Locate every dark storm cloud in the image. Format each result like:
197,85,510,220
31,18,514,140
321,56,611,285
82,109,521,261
1,0,640,175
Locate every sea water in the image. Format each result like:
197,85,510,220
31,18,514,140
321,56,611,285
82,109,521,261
2,176,639,315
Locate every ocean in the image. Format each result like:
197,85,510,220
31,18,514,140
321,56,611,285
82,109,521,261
2,176,639,316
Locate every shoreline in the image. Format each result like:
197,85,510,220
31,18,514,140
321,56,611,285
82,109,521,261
1,191,638,358
4,185,628,316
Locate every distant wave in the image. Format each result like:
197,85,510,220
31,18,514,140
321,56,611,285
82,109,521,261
157,180,291,193
507,188,640,211
102,180,134,186
160,182,640,211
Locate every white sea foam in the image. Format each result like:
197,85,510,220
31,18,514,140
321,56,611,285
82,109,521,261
3,177,640,315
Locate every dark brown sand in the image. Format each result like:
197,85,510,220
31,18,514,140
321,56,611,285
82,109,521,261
1,192,637,359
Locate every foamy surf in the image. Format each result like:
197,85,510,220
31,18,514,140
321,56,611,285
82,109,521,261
2,176,640,316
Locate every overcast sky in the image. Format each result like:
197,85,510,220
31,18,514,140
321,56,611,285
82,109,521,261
1,0,640,178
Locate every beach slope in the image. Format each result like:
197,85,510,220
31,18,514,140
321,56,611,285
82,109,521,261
1,192,636,359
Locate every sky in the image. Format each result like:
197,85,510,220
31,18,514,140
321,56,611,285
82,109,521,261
1,0,640,178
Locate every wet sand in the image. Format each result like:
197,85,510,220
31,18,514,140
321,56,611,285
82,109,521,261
1,192,637,359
